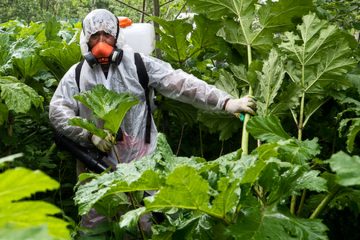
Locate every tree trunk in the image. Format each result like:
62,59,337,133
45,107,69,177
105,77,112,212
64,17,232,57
152,0,161,58
140,0,146,23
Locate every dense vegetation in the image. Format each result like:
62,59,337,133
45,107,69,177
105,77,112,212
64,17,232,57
0,0,359,239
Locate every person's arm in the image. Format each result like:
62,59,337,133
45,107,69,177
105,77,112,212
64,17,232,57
143,54,256,114
49,65,92,144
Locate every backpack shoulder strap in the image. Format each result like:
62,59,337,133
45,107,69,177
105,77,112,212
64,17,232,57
134,53,149,92
75,59,85,92
134,53,151,144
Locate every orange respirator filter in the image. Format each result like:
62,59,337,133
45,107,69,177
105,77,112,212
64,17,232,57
91,42,114,64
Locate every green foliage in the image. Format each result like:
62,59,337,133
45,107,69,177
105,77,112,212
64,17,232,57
247,115,291,142
0,166,70,239
74,133,332,238
315,0,360,31
188,0,314,53
0,76,43,114
152,17,193,64
152,14,226,68
256,49,286,116
40,40,81,80
327,151,360,186
198,111,240,141
280,13,356,95
0,225,54,240
69,84,139,136
337,97,360,153
228,199,328,240
0,19,80,238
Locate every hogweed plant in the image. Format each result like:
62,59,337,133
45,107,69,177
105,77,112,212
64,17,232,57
68,84,139,162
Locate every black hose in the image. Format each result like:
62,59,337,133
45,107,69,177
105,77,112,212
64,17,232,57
54,131,110,173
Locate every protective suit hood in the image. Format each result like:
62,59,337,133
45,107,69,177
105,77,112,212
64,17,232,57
80,9,125,56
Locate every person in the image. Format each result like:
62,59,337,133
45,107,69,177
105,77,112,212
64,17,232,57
49,8,256,235
50,8,256,167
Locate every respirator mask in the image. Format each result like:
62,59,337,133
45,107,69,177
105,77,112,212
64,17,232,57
84,42,123,68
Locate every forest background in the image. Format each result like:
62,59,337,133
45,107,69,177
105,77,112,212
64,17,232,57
0,0,359,239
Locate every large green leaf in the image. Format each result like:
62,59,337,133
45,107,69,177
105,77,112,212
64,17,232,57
44,17,61,41
0,33,11,71
0,167,59,203
75,164,162,215
74,133,201,216
240,155,267,185
68,117,107,139
247,115,291,142
188,0,254,20
72,84,139,135
145,166,211,213
216,69,241,98
0,225,53,240
256,49,286,116
188,0,313,51
263,164,327,205
191,15,224,56
119,207,146,229
0,168,69,239
278,138,321,164
279,13,357,95
145,155,255,220
10,35,39,60
211,177,241,222
12,54,46,80
344,118,360,153
269,82,302,116
17,22,46,45
228,201,328,240
0,201,69,239
0,76,44,113
40,41,81,80
327,151,360,186
151,17,192,64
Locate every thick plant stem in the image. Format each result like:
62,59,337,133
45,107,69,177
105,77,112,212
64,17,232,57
291,91,306,214
128,192,145,240
290,196,297,215
310,185,340,219
241,45,253,155
297,92,305,141
296,189,307,216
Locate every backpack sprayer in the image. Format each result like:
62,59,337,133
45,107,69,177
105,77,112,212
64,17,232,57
54,18,155,173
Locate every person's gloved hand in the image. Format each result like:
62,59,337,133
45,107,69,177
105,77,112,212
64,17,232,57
91,130,115,152
225,96,257,115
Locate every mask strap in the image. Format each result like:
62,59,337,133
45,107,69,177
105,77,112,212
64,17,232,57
84,52,97,68
111,49,123,66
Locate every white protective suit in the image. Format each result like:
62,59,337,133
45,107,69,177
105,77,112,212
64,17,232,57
49,9,232,167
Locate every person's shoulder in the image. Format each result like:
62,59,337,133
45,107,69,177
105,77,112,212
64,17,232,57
121,46,135,60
